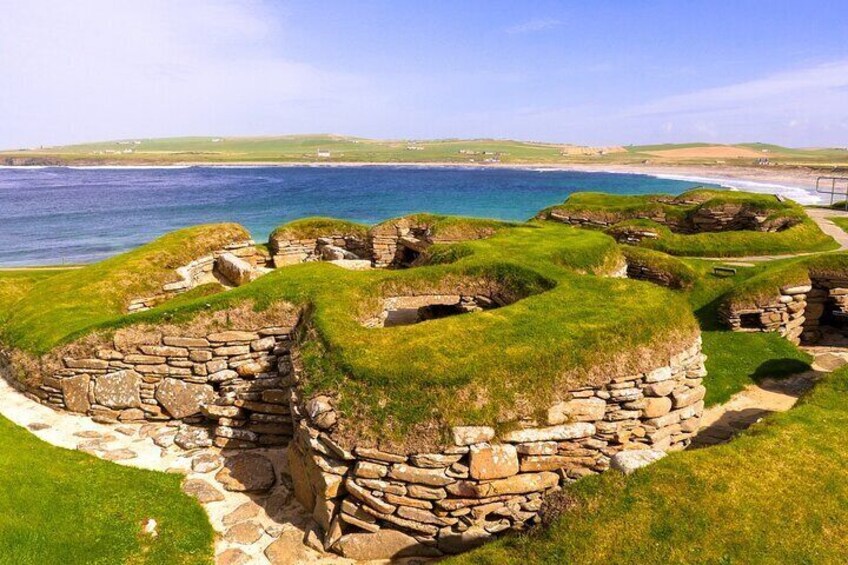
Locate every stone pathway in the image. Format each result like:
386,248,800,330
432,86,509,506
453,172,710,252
691,349,848,448
0,378,355,565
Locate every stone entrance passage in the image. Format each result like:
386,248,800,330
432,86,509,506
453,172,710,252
367,294,500,328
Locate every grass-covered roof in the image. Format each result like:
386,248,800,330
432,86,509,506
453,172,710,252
540,188,838,257
0,217,699,447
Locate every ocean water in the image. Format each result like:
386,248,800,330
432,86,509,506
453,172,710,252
0,166,717,267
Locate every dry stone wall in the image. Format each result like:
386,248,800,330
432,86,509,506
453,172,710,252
2,322,298,449
721,278,848,345
288,338,706,559
270,233,368,267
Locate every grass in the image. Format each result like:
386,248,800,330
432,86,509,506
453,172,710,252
617,218,838,257
0,416,212,565
269,217,369,241
683,258,812,406
1,219,699,447
3,135,846,167
450,371,848,565
831,216,848,233
0,224,248,353
542,189,838,257
2,198,835,444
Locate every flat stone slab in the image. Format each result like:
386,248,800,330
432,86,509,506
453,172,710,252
610,449,667,474
182,478,225,503
215,452,276,493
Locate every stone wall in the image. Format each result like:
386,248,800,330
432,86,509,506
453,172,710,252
128,240,269,312
2,321,298,449
270,233,368,268
545,200,796,235
625,258,683,289
287,338,706,559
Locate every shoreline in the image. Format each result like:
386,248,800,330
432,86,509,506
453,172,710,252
2,160,836,203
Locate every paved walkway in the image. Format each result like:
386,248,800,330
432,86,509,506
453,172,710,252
691,349,847,448
0,377,352,565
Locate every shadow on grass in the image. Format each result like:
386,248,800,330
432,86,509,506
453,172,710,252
751,358,812,383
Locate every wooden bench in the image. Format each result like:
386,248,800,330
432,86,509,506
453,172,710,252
713,266,737,277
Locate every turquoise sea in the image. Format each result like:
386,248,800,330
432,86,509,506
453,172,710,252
0,166,716,266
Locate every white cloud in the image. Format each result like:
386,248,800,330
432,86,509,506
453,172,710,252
0,0,371,148
505,17,561,35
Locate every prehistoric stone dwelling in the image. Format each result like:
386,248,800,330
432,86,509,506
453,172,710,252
287,338,705,558
541,192,801,236
0,215,709,560
721,277,848,346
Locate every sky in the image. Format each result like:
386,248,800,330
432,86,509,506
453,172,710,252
1,0,847,149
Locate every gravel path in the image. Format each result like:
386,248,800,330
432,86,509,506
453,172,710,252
691,349,847,448
0,377,353,565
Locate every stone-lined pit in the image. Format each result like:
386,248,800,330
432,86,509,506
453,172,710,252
364,294,502,328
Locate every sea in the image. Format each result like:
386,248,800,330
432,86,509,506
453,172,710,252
0,165,730,267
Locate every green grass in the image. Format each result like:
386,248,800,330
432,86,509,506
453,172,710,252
3,201,833,443
0,224,248,353
723,253,848,309
4,135,846,167
543,189,838,257
450,371,848,565
0,416,212,565
269,217,369,241
617,218,838,257
0,269,72,324
683,258,812,406
1,219,700,446
831,216,848,233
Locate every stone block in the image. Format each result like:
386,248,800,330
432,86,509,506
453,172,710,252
94,370,141,409
468,444,519,480
155,378,215,419
61,374,91,413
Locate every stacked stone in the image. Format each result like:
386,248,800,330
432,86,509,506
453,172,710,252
128,240,265,313
545,202,795,236
801,279,848,344
201,330,296,449
368,218,423,268
721,283,810,344
20,326,295,443
363,294,500,328
269,233,367,267
625,258,684,289
287,338,706,560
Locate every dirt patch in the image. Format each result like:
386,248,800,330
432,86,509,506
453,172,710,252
646,146,769,160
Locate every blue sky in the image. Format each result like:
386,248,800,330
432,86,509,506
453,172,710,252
1,0,846,148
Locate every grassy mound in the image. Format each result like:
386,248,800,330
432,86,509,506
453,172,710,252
269,217,369,241
0,416,212,564
450,372,848,564
609,218,836,257
0,224,248,353
0,220,699,447
541,189,838,257
681,258,813,405
620,247,697,289
723,253,848,310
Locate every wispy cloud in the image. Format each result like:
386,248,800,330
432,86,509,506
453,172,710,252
505,17,561,35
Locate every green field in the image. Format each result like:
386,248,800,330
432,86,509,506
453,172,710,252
2,134,847,168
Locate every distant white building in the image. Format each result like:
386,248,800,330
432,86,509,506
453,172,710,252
317,149,331,158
